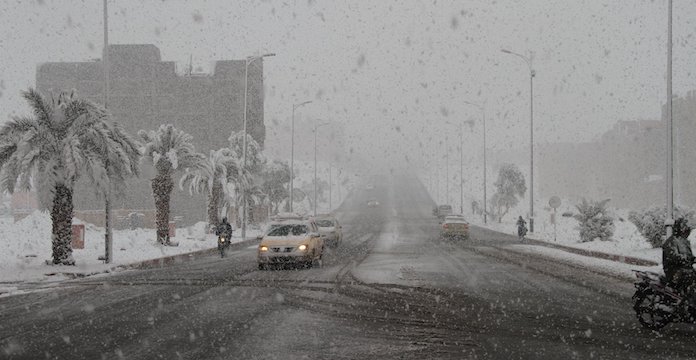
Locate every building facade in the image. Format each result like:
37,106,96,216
35,44,266,225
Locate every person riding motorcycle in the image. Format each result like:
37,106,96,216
216,217,233,239
662,217,696,304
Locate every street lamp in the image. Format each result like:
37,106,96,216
313,122,330,216
501,48,536,233
241,52,275,239
289,100,312,212
666,0,674,237
463,101,487,224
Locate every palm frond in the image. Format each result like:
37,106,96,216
21,88,53,128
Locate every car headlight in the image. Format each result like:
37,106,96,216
298,244,307,251
259,246,268,252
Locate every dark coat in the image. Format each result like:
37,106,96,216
216,222,233,238
662,235,695,281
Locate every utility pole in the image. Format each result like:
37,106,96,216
103,0,113,263
501,49,535,232
463,101,487,224
289,100,312,212
459,122,463,214
313,122,329,216
329,166,332,211
666,0,674,238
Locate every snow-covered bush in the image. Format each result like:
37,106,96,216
573,198,614,242
628,206,694,248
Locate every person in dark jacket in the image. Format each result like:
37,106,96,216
215,217,233,239
516,216,527,241
662,217,696,303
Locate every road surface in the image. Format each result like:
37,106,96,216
1,175,695,359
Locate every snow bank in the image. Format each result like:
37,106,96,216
0,211,259,284
470,204,695,265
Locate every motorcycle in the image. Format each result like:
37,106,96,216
218,236,230,258
632,270,696,330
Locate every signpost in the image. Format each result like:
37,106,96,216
549,196,561,241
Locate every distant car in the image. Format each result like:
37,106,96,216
434,204,453,219
441,215,469,240
257,219,324,270
315,215,343,248
367,199,380,207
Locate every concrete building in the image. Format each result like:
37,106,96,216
35,44,266,226
490,118,665,210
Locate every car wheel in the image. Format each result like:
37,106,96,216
258,263,266,271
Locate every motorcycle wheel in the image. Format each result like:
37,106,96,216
219,247,225,258
633,289,673,330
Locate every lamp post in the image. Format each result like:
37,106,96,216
102,0,113,263
463,101,487,224
666,0,674,237
328,166,332,210
241,52,275,239
314,122,330,216
501,48,535,232
289,100,312,212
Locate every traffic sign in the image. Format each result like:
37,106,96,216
549,196,561,209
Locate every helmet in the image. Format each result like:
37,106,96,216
673,217,691,238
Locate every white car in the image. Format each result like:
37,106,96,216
315,215,343,248
257,219,324,270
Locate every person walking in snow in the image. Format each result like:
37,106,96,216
662,217,696,304
516,216,527,242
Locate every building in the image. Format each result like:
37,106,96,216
35,44,266,225
490,118,665,210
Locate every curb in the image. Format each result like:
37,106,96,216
123,238,261,270
57,238,260,279
522,238,658,267
473,225,658,267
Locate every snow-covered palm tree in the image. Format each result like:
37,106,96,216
179,148,242,227
0,88,140,265
139,124,205,244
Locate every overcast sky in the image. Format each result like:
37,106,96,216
1,0,695,174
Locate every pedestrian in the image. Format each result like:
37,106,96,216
516,216,527,242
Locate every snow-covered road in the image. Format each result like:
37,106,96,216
1,175,695,359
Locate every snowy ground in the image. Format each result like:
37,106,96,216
0,166,349,288
424,181,695,269
468,205,696,268
0,211,261,285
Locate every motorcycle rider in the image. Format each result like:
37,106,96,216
662,217,696,304
216,217,234,239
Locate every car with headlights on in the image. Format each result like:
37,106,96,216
315,214,342,248
257,219,324,270
367,199,380,207
440,215,469,240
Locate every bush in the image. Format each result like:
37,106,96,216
573,198,614,242
628,206,694,248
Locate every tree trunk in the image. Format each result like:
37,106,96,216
152,172,173,244
51,184,75,265
208,181,222,226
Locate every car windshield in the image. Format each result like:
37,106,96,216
267,225,308,237
316,220,334,227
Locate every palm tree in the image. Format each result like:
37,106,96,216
139,124,205,244
0,88,140,265
179,148,242,227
